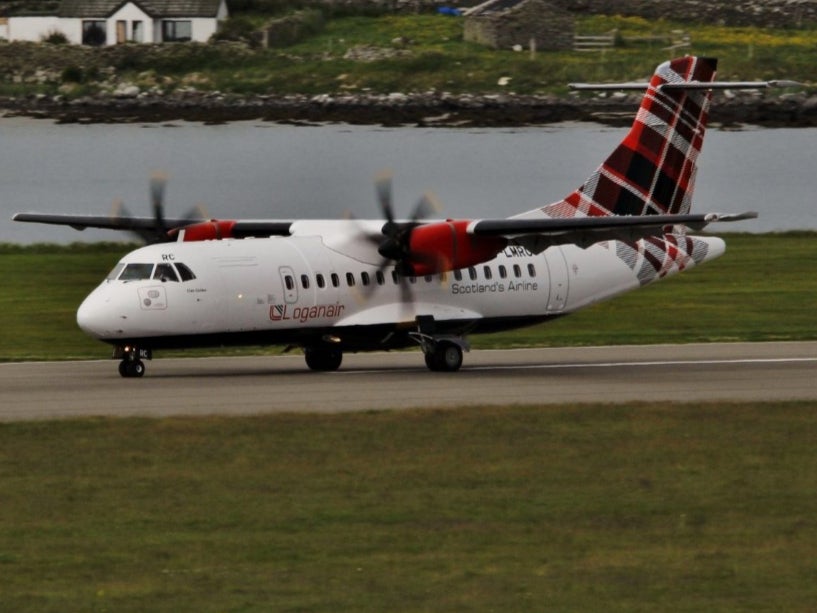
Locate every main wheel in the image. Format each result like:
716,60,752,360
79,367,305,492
304,347,343,372
425,341,463,372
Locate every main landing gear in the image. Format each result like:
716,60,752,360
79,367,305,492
114,345,152,378
304,346,343,372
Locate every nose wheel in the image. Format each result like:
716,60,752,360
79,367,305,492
118,359,145,378
114,345,151,378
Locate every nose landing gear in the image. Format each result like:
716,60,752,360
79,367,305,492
114,345,152,378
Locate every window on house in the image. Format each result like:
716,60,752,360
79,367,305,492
162,20,192,42
82,20,106,46
131,20,143,43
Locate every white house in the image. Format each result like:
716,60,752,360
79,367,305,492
6,0,228,45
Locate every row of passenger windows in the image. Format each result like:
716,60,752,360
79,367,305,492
284,263,537,291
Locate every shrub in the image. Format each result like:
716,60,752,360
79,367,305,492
61,65,83,83
42,29,69,44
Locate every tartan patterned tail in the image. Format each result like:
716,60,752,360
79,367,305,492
544,56,717,218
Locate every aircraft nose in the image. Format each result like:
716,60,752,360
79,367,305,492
77,291,118,339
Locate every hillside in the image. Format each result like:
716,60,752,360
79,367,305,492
1,12,816,125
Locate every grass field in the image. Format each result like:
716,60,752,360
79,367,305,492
1,235,816,610
1,402,817,611
1,232,815,361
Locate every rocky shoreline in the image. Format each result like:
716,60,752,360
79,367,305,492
2,88,816,127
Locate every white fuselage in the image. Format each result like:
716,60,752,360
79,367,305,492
76,220,725,351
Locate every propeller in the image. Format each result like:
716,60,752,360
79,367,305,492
109,172,206,243
350,171,447,321
372,171,440,276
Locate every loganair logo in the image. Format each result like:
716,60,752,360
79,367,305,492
270,303,346,324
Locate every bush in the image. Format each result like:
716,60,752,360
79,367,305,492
41,29,69,44
61,65,83,83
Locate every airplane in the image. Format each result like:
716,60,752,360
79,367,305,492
14,56,774,378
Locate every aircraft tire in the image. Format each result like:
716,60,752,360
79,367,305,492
426,341,463,372
304,347,343,372
119,359,145,378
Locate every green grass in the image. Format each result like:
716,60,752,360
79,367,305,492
199,13,817,96
2,233,814,361
81,14,817,97
1,402,817,611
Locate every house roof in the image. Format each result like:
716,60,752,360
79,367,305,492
58,0,224,18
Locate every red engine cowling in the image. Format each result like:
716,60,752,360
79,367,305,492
406,220,507,276
174,220,238,242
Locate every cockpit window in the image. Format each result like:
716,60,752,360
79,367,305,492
153,263,179,283
175,263,196,281
119,263,154,281
106,263,126,281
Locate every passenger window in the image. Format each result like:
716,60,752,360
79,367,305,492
153,263,179,282
528,263,536,277
346,272,355,287
284,275,295,291
468,267,477,281
361,271,370,286
119,263,154,281
483,266,492,280
376,271,385,285
391,270,399,284
301,274,310,289
454,269,462,281
513,264,522,278
316,274,326,289
424,275,433,283
331,273,340,288
175,263,196,281
498,265,507,279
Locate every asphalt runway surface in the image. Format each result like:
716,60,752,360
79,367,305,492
1,342,815,421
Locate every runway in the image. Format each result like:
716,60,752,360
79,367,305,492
1,342,815,421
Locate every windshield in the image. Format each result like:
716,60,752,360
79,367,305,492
106,263,125,281
118,263,154,281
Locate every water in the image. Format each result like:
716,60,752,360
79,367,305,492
1,118,814,243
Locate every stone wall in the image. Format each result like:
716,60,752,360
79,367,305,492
464,0,574,50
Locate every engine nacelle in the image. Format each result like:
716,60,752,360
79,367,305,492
406,220,507,276
173,220,238,242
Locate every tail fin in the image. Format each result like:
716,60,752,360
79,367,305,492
541,56,717,219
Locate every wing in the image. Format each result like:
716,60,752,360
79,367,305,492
12,213,294,242
467,212,758,253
